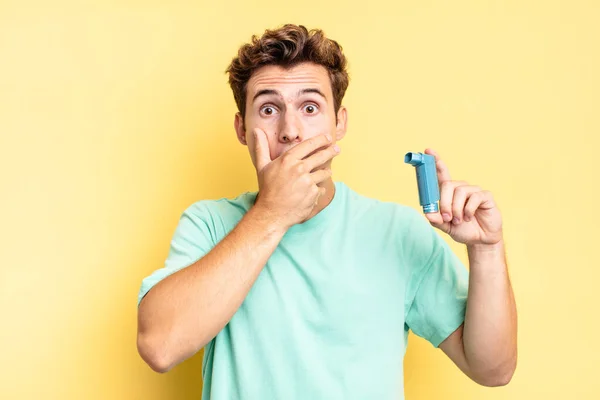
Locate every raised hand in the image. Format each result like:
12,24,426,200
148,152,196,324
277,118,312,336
252,128,340,230
423,149,503,246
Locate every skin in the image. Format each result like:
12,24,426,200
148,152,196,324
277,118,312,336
424,149,518,386
233,62,348,225
137,62,517,387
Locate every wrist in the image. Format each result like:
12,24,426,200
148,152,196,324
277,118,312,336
467,239,504,253
466,239,506,268
247,203,290,236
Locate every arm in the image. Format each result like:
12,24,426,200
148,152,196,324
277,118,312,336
137,206,286,373
137,130,339,373
421,148,517,386
439,239,517,386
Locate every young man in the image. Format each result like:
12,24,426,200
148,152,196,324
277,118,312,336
136,24,517,399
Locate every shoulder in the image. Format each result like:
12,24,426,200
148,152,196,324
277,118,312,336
340,181,423,228
172,190,257,245
340,182,442,258
182,190,257,221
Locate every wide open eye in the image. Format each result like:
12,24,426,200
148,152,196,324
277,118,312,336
260,105,278,116
303,104,319,114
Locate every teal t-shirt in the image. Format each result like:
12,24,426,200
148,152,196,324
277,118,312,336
137,181,469,399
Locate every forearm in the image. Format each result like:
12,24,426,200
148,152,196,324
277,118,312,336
137,205,286,372
463,239,517,383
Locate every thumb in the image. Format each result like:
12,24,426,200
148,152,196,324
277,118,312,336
253,128,271,171
425,212,450,232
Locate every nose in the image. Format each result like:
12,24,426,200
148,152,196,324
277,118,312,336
278,111,302,143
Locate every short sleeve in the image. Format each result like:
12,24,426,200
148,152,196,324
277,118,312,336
137,202,217,306
403,209,469,347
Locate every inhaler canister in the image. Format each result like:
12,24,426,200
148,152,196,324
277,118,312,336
404,152,440,213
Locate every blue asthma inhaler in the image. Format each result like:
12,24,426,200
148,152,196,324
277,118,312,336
404,152,440,213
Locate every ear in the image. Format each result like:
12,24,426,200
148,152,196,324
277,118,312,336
234,112,247,145
335,106,348,141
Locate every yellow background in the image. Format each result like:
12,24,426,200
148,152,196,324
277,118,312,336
1,0,598,398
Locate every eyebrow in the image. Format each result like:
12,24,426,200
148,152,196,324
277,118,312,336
252,88,327,103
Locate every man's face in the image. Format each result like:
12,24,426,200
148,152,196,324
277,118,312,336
234,62,347,169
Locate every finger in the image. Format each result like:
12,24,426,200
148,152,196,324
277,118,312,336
304,144,340,171
425,212,451,232
452,185,481,224
425,148,452,185
254,128,272,171
287,134,332,159
439,180,467,222
464,190,495,221
310,168,333,185
464,192,482,222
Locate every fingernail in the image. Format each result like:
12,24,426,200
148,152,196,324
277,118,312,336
333,145,340,152
326,134,332,141
442,213,451,222
464,215,470,222
452,217,461,224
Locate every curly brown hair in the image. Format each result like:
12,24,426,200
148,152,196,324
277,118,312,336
225,24,350,121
